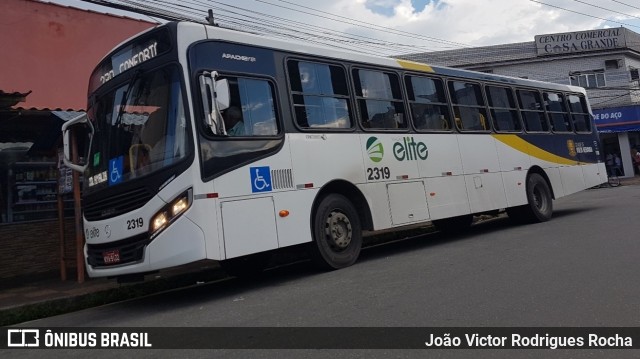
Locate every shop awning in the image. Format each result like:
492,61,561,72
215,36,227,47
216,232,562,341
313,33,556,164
593,106,640,133
0,90,31,110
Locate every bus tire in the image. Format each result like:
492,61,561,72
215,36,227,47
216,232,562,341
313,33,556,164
432,214,473,233
507,173,553,223
220,252,271,278
310,194,362,270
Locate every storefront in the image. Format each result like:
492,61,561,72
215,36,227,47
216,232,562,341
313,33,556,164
593,106,640,177
0,0,155,283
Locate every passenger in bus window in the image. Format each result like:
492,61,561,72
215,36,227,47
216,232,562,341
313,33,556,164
223,107,245,136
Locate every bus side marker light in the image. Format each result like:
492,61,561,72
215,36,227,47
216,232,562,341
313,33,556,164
279,210,290,217
430,192,436,197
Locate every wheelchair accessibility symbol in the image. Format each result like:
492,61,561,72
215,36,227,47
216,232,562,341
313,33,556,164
108,156,123,186
250,166,272,193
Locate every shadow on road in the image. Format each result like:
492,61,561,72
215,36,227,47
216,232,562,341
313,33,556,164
96,205,601,319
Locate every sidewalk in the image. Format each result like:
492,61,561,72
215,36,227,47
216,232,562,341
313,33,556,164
2,176,639,326
0,261,226,326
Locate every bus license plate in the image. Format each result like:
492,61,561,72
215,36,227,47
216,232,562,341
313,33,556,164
103,249,120,264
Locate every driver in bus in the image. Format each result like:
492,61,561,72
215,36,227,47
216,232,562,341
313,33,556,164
224,106,245,136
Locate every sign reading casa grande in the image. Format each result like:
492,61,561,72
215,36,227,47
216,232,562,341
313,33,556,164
535,28,627,56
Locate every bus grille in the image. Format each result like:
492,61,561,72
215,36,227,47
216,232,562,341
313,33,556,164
86,233,150,268
271,168,293,189
84,187,153,221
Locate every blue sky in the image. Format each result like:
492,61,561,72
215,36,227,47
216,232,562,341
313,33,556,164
364,0,444,16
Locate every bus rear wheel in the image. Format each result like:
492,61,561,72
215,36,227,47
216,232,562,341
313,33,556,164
310,194,362,270
507,173,553,223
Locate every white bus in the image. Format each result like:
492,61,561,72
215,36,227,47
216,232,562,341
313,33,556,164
63,21,606,281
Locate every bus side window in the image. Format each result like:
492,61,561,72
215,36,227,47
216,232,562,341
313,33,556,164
486,85,522,132
353,69,406,130
448,81,489,132
287,60,352,129
517,89,549,132
405,75,452,131
567,94,591,133
544,92,572,132
221,77,278,136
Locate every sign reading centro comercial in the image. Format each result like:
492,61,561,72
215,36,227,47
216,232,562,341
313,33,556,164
535,28,627,56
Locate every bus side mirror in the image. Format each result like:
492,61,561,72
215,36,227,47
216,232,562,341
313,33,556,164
61,113,93,172
215,78,230,111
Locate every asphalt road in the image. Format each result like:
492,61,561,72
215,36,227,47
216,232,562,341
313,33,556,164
6,184,640,358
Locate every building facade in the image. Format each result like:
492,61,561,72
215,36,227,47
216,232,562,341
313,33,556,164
0,0,155,283
400,27,640,177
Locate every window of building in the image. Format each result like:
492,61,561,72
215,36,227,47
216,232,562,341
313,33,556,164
405,75,452,131
567,94,591,133
288,60,352,129
353,69,406,130
486,85,522,132
544,92,572,132
517,89,548,132
448,81,489,131
605,59,620,70
570,71,605,88
631,68,639,81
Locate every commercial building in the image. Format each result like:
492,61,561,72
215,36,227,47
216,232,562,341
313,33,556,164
400,27,640,177
0,0,155,283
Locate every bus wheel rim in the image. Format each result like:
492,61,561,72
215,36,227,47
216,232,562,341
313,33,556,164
325,211,352,250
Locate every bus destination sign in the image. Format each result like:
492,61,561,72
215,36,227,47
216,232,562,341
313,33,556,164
89,29,171,91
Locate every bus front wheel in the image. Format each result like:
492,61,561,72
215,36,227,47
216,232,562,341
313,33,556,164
507,173,553,223
310,194,362,270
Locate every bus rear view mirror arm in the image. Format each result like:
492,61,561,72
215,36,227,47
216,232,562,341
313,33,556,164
199,71,230,135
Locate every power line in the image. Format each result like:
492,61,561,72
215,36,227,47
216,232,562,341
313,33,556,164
83,0,640,76
255,0,470,48
611,0,640,12
570,0,640,21
196,1,443,54
529,0,640,29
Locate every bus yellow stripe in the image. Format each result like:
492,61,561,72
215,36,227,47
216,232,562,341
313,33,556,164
492,134,580,165
396,59,434,73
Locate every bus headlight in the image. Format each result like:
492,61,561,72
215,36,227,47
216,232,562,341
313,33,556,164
150,189,192,238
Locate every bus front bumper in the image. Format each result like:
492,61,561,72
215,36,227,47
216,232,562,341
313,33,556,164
84,216,206,278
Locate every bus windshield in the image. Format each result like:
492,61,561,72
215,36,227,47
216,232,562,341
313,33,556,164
84,65,189,192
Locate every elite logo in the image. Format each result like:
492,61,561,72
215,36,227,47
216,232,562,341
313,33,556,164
393,137,429,161
366,136,429,162
366,136,384,163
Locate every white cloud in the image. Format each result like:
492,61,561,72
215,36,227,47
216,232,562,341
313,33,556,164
51,0,640,54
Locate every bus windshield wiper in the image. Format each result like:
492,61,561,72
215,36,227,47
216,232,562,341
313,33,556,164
114,69,142,128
